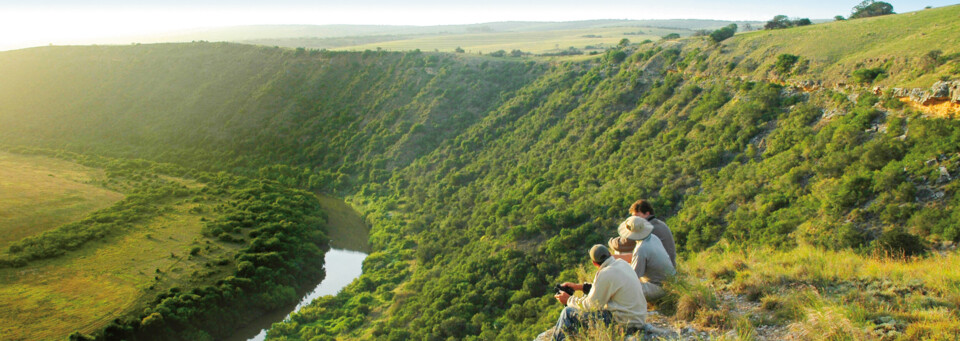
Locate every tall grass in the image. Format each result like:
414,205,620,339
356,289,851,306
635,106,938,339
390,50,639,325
680,245,960,338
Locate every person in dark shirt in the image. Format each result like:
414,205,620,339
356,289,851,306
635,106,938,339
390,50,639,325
608,199,677,267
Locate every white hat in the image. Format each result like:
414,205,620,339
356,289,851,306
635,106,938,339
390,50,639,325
617,216,654,241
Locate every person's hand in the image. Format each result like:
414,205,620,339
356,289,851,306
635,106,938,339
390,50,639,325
561,282,582,291
554,291,570,305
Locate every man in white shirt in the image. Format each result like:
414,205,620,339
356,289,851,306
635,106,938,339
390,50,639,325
552,244,647,341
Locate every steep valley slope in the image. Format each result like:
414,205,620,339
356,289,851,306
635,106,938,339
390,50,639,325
1,5,960,340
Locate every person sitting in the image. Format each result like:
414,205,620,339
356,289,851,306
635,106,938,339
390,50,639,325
608,199,677,267
552,244,647,341
613,216,676,301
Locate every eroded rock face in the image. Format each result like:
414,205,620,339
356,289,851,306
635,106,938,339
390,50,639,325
931,81,951,98
890,81,960,105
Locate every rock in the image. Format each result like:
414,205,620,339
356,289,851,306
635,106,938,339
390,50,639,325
534,327,555,341
952,81,960,103
642,324,677,338
910,88,929,104
925,159,938,166
931,81,951,98
939,166,952,182
891,87,909,98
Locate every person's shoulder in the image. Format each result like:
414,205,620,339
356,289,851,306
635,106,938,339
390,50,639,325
651,218,670,229
643,234,663,245
607,258,634,273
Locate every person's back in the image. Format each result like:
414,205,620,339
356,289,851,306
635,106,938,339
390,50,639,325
630,234,675,300
648,217,676,268
586,257,647,328
550,245,648,341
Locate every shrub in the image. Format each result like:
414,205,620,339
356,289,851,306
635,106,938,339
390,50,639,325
662,33,681,40
875,228,926,258
774,54,799,75
852,67,886,84
709,24,738,43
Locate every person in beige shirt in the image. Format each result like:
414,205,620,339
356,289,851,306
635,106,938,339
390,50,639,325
552,245,647,341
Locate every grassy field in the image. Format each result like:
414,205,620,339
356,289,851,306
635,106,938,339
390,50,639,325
333,26,685,55
704,5,960,88
0,200,236,340
0,153,238,340
0,152,123,247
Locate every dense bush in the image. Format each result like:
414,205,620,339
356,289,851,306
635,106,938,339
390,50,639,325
709,24,738,43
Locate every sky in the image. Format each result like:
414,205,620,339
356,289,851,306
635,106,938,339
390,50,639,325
0,0,957,50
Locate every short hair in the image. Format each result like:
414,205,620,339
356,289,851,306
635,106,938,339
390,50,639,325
589,244,611,264
630,200,654,215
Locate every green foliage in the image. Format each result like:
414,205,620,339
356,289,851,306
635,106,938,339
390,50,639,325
764,16,812,30
852,67,887,84
851,0,895,19
0,148,329,341
876,228,926,258
774,54,799,75
709,24,738,43
662,33,681,40
606,50,627,64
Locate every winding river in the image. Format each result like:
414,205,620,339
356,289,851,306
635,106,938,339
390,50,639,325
225,194,370,341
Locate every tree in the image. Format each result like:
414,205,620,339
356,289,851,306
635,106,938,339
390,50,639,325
662,33,681,40
765,15,791,30
618,38,630,47
454,46,465,53
607,50,627,63
794,18,812,26
834,15,846,21
709,24,738,43
850,0,894,19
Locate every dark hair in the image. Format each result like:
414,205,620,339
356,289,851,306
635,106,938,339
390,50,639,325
630,200,654,215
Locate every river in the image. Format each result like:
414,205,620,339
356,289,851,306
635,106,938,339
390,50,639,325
225,194,370,341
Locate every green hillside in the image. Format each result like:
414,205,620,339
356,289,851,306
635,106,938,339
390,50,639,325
1,5,959,340
0,148,329,341
703,6,960,88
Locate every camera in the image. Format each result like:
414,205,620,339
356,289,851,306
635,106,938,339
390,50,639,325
554,284,574,296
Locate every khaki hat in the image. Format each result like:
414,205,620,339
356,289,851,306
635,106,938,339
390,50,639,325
589,244,611,264
617,216,654,241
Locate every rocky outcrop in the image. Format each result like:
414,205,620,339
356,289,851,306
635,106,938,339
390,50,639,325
891,80,960,105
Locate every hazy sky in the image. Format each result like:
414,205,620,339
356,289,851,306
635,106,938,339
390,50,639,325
0,0,956,50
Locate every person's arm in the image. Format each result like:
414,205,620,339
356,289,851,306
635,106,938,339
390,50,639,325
632,248,646,278
613,254,631,262
568,271,611,310
561,282,584,291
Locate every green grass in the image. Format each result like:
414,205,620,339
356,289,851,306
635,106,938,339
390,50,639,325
565,245,960,339
0,153,240,340
332,26,682,55
678,245,960,339
0,151,123,247
0,200,235,340
697,5,960,88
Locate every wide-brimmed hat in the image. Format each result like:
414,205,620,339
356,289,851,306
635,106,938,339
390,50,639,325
617,216,654,241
